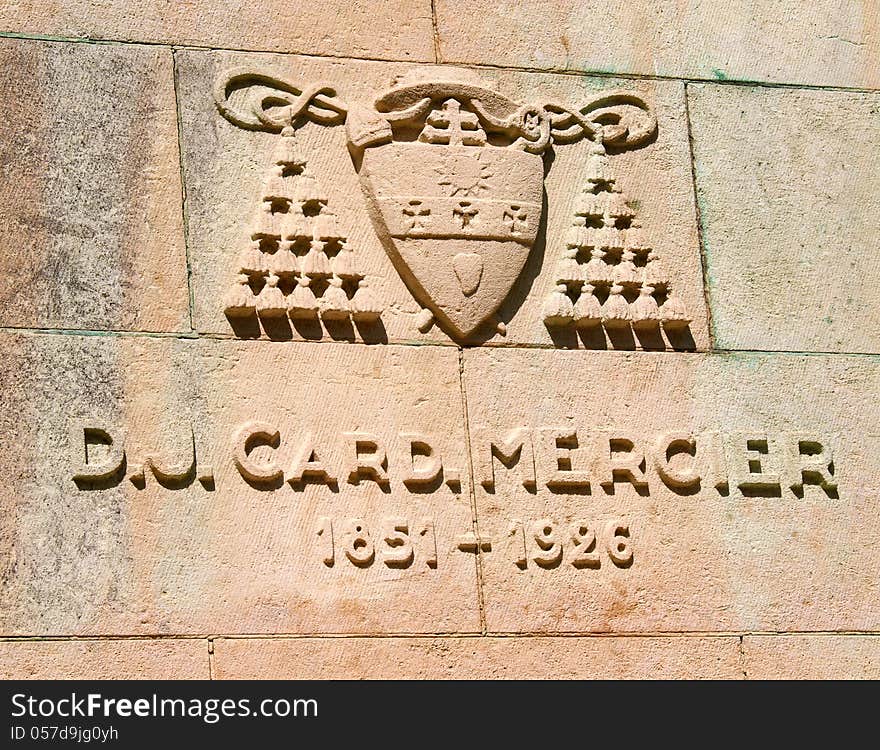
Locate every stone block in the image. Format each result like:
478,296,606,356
178,51,708,350
0,39,189,332
435,0,880,88
462,347,880,633
689,84,880,354
0,1,435,62
743,635,880,679
0,332,477,635
213,635,742,679
0,638,208,679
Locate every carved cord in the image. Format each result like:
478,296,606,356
214,69,348,131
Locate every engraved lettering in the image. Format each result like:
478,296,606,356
594,433,649,492
779,434,838,497
506,520,528,569
379,517,414,569
401,432,443,489
474,426,536,490
143,428,196,487
570,522,601,569
529,519,564,568
70,422,125,487
491,517,634,570
417,519,438,569
605,521,633,567
536,427,590,489
725,433,781,495
321,517,440,570
343,432,389,486
653,432,700,491
287,433,337,486
341,518,374,567
316,516,334,567
232,421,283,484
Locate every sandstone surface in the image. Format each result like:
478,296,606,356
743,635,880,679
214,635,742,679
435,0,880,88
0,332,477,635
0,39,188,332
463,347,880,633
689,84,880,354
0,638,208,679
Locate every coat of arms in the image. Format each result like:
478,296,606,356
215,69,688,343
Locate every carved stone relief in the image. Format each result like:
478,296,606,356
209,64,701,347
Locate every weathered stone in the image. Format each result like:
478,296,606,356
435,0,880,89
0,1,434,62
743,635,880,679
0,39,189,332
0,639,208,679
0,332,477,635
179,51,708,350
213,635,742,679
689,84,880,355
463,347,880,633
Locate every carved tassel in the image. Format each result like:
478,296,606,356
331,241,360,280
554,247,582,285
624,225,650,254
263,170,296,203
630,284,660,330
564,222,584,249
312,208,340,240
584,141,614,186
573,283,602,327
542,283,574,326
237,240,266,274
274,125,307,170
575,193,604,217
252,206,283,239
660,294,691,331
268,242,297,276
223,274,256,317
287,276,319,318
351,279,383,322
613,248,639,287
295,171,324,211
583,248,612,285
320,276,350,320
601,284,631,328
596,226,625,253
604,190,634,223
255,273,287,317
284,211,311,240
302,239,331,277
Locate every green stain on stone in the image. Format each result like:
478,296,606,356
711,68,728,80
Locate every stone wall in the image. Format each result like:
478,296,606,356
1,1,878,680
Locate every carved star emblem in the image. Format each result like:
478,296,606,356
435,152,493,198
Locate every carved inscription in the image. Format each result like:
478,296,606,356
70,421,838,499
473,427,838,498
317,517,438,569
458,519,633,570
502,519,633,570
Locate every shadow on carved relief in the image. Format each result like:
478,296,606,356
214,68,693,347
540,131,694,351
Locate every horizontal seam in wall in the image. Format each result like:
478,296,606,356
2,326,880,360
0,31,878,94
3,632,880,641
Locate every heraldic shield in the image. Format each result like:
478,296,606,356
354,83,546,340
214,68,659,343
